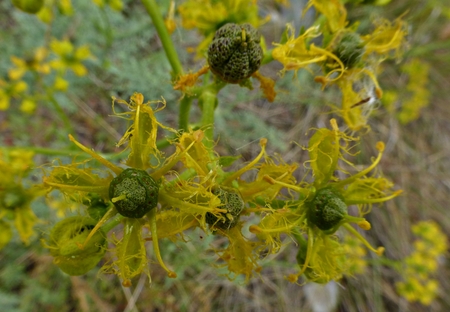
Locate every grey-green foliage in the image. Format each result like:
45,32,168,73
215,86,289,153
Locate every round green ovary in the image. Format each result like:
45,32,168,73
333,32,365,68
307,188,347,231
206,188,244,230
207,23,263,83
109,168,159,218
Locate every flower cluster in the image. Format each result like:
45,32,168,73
383,58,431,124
0,40,91,113
396,221,447,305
0,149,43,249
41,92,400,286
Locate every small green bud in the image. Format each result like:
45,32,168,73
47,216,106,276
109,168,159,219
84,193,111,221
207,23,263,83
332,32,365,68
206,187,245,230
11,0,44,14
307,188,347,231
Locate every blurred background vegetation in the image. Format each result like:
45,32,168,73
1,0,449,311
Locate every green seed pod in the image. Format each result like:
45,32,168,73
11,0,44,14
47,216,107,276
207,23,263,83
109,168,159,219
332,32,365,68
306,188,347,231
206,187,245,230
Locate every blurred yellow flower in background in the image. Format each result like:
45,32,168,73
50,39,92,76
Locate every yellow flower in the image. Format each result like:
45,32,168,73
249,120,397,283
8,47,50,80
396,221,447,305
178,0,268,55
93,0,123,11
0,149,42,247
53,75,69,91
304,0,347,33
0,79,28,110
361,16,408,57
37,0,73,24
43,93,238,284
19,98,37,114
272,5,408,130
50,39,91,76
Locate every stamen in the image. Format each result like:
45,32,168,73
69,134,123,175
148,209,177,278
263,175,310,196
81,206,118,249
222,138,267,185
151,139,198,179
343,223,383,255
334,141,385,188
346,190,403,205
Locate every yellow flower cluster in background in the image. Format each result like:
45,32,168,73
396,221,447,305
0,149,43,249
0,39,91,113
383,58,431,124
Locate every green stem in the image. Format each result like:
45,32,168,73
262,49,274,65
141,0,183,78
199,90,217,149
179,96,193,132
0,146,125,161
101,214,124,233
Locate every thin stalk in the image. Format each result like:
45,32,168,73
0,146,125,160
178,96,192,132
141,0,183,77
199,90,216,149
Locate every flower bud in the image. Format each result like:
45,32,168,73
207,23,263,83
11,0,44,14
332,32,365,68
307,188,347,231
206,187,244,230
109,168,159,218
47,216,106,276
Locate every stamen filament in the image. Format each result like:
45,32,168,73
343,223,384,256
43,179,109,193
148,208,177,278
345,190,403,205
151,140,197,179
159,190,227,213
222,138,267,185
81,206,118,249
263,175,310,196
334,142,385,188
69,134,123,175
